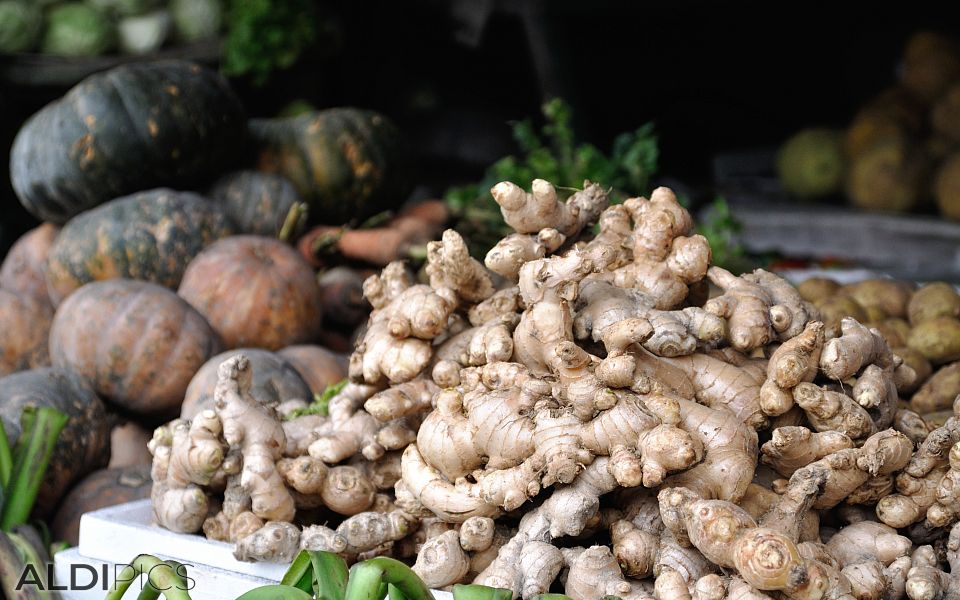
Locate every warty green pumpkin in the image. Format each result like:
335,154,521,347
9,59,246,224
208,170,305,238
249,108,412,225
46,188,234,305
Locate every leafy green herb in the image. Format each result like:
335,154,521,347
695,196,752,273
288,379,348,419
222,0,320,86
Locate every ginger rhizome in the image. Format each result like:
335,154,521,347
147,178,960,600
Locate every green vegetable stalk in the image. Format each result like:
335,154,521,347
344,558,434,600
1,407,68,530
105,555,192,600
452,584,513,600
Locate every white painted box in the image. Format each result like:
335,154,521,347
52,500,453,600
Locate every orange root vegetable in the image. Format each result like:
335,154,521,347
298,200,450,267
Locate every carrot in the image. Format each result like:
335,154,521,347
298,200,450,267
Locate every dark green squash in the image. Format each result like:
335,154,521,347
0,367,111,518
10,59,246,224
249,108,412,225
46,188,234,304
208,170,305,237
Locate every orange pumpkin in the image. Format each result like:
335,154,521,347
178,236,323,350
0,223,58,310
0,289,51,376
49,279,222,417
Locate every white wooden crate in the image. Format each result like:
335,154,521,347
52,500,453,600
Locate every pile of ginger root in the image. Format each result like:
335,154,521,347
149,177,960,600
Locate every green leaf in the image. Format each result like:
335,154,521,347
287,379,348,419
236,585,314,600
222,0,322,86
279,550,314,594
694,195,749,273
387,584,405,600
309,551,348,600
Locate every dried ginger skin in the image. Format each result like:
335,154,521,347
514,252,594,375
746,269,821,341
705,268,816,353
904,522,960,600
820,317,894,381
792,382,876,441
824,521,912,567
924,442,960,528
563,545,644,600
401,443,501,523
364,379,438,422
485,229,566,281
787,429,913,511
655,487,819,600
413,530,471,588
661,398,758,503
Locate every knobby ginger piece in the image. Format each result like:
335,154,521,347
612,188,711,310
705,267,817,352
150,411,228,533
216,355,295,523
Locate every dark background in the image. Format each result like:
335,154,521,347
3,0,959,254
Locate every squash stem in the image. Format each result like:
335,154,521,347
279,202,310,243
0,407,68,531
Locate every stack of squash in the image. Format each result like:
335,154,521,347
0,58,415,544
